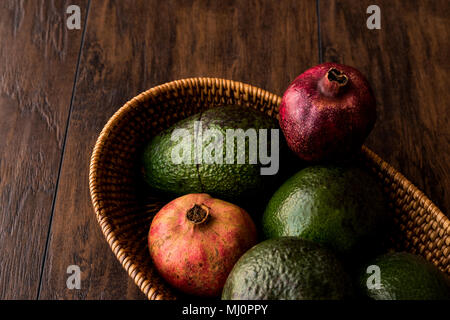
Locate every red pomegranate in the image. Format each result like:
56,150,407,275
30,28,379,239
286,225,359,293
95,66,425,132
279,62,376,162
148,193,257,297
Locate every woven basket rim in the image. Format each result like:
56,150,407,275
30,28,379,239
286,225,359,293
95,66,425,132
89,77,449,299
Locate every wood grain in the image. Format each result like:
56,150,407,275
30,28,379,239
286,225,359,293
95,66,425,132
6,0,445,300
38,0,318,299
319,0,450,216
0,0,87,299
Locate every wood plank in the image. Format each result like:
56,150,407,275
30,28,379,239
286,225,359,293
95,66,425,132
319,0,450,215
0,0,87,299
38,0,318,299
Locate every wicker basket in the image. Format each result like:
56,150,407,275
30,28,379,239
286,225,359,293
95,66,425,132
89,77,450,300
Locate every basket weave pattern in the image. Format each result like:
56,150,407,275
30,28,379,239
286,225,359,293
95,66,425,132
89,78,450,300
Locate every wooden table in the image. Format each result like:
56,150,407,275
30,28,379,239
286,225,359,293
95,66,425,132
0,0,448,299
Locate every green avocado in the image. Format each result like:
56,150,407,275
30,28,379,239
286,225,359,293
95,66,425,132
360,252,450,300
222,237,354,300
142,105,292,203
262,165,390,256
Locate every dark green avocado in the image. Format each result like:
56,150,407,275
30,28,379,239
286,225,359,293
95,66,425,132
360,252,450,300
142,105,285,202
262,164,390,256
222,237,354,300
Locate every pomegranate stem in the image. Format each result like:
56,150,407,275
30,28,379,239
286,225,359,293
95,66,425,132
187,204,210,224
318,67,349,97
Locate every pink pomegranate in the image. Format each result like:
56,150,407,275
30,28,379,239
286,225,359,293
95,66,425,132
148,193,257,297
279,62,376,162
